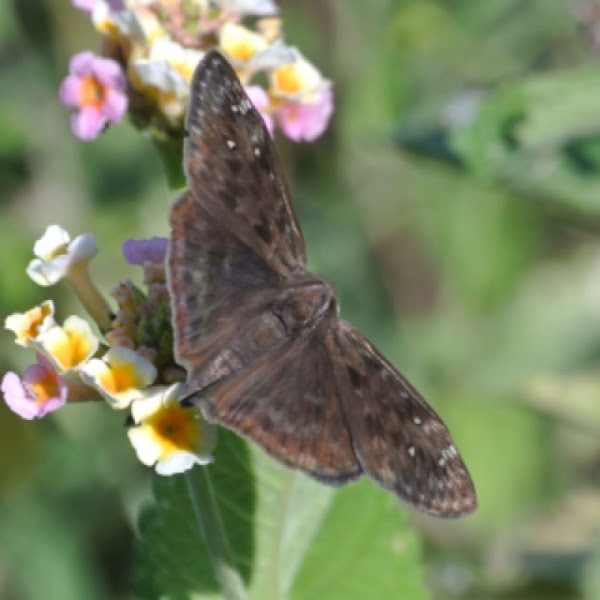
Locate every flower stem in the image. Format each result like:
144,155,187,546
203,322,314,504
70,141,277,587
185,467,249,600
66,262,113,332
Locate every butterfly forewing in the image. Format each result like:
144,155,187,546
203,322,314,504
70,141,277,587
185,51,306,277
169,50,477,518
169,189,282,378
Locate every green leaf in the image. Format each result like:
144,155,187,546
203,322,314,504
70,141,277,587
133,430,255,599
292,479,428,600
133,429,429,599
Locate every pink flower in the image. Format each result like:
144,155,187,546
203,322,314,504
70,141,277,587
71,0,124,13
122,237,169,265
59,51,128,141
276,87,333,142
2,355,67,420
245,85,274,136
72,0,97,11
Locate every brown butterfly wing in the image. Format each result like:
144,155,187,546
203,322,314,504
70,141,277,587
329,321,477,517
169,189,283,377
198,331,362,485
170,50,307,377
184,50,306,277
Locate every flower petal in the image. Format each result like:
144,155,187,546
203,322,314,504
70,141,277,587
128,384,217,474
26,255,71,286
245,85,274,135
122,237,168,265
5,300,56,346
102,88,128,122
33,225,70,260
59,75,83,107
67,233,98,264
71,106,106,141
26,227,98,285
277,87,333,142
79,346,157,409
32,315,99,373
69,51,96,76
2,357,67,420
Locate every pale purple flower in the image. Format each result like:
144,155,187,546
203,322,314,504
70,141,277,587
72,0,97,11
59,51,128,141
276,87,334,142
215,0,279,16
245,86,274,136
122,237,169,265
2,355,67,420
72,0,124,13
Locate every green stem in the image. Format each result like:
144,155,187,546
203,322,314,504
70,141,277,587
152,137,186,190
185,468,249,600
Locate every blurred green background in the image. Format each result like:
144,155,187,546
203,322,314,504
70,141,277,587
3,0,600,598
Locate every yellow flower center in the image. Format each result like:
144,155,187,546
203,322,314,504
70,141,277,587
273,64,302,95
47,243,68,260
52,331,93,370
19,305,52,341
148,406,198,455
28,370,60,406
229,40,258,62
173,60,194,82
99,362,137,393
79,76,106,109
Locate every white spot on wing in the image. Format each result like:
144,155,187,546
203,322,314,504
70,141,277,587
413,416,422,425
239,99,252,114
408,446,415,457
227,140,236,149
438,445,457,467
254,147,261,156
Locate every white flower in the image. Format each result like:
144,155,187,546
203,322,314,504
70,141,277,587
133,37,204,117
30,315,100,373
220,23,269,62
270,49,329,103
79,346,157,409
92,3,163,44
26,225,97,286
128,383,217,475
247,39,296,72
5,300,56,347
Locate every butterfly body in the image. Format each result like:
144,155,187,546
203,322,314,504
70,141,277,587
168,51,477,517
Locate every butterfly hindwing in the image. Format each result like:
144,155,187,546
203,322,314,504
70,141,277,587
200,330,362,484
329,321,477,517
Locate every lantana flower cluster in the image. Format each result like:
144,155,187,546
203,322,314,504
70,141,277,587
2,225,216,475
61,0,333,142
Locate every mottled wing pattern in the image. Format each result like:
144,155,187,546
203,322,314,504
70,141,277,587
329,321,477,517
184,50,306,277
168,189,282,377
170,50,477,518
199,332,362,484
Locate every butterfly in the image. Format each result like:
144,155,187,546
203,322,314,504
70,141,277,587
167,50,477,517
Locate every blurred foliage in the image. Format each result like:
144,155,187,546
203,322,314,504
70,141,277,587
2,0,600,599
